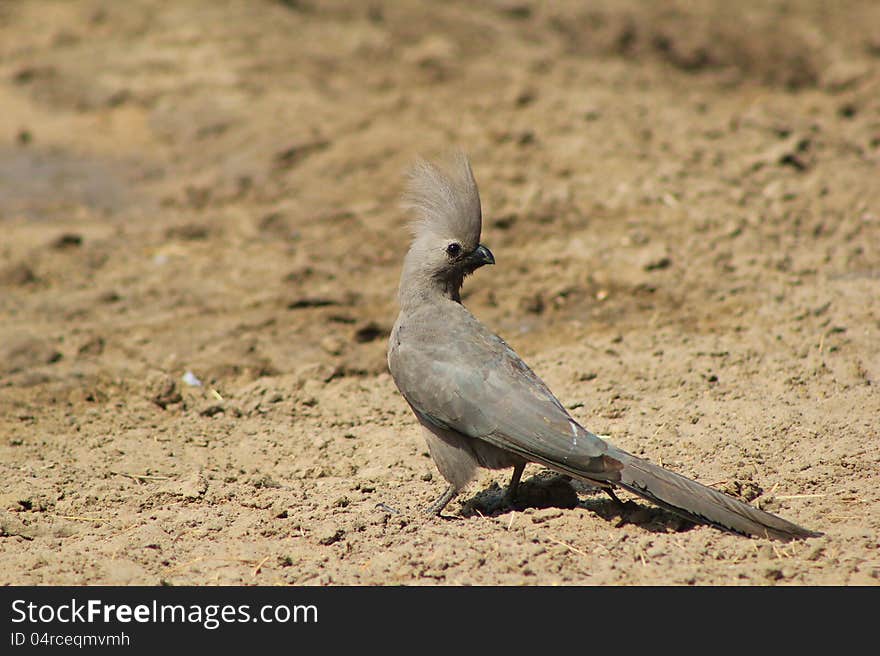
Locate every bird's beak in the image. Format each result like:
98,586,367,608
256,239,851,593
467,244,495,268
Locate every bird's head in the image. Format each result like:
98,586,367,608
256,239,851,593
399,153,494,304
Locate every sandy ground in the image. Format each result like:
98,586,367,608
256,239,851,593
1,0,878,586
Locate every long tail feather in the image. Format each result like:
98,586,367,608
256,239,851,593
606,448,820,541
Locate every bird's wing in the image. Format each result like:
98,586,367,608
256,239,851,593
390,311,623,481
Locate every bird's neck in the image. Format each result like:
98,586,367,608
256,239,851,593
398,270,463,311
443,273,464,303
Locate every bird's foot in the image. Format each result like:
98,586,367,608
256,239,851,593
425,484,458,517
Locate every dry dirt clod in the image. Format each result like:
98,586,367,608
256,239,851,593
311,522,345,546
50,233,83,249
1,338,62,374
147,373,182,409
0,262,38,286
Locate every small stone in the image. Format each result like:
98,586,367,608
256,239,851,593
147,374,182,409
0,263,37,286
181,371,202,387
98,290,121,304
320,336,345,356
250,474,281,489
646,545,666,559
520,292,545,314
353,322,387,343
2,337,62,374
530,508,563,524
0,511,35,540
173,472,208,500
643,255,672,271
77,336,105,357
165,223,210,241
312,522,344,546
50,233,83,249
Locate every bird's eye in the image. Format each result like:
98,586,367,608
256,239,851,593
446,242,462,258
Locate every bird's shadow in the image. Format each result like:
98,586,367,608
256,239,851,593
458,471,697,535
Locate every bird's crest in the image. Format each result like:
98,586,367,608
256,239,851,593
402,152,482,249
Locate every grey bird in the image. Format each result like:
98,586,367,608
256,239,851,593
387,153,820,541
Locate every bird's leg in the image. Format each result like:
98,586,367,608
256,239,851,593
426,484,457,516
504,462,526,506
604,488,623,506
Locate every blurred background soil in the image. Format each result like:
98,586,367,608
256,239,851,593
1,0,878,585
